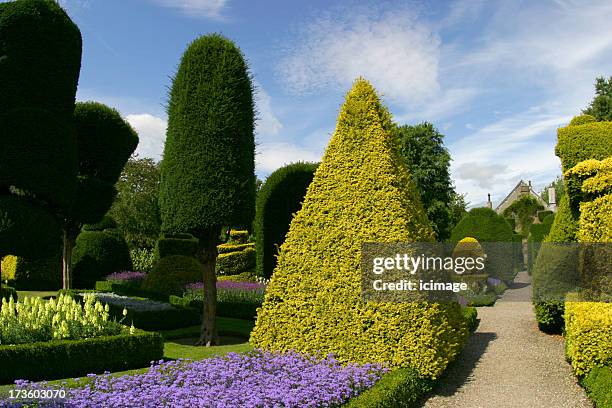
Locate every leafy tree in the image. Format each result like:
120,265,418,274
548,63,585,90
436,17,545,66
62,102,138,289
448,191,468,233
583,76,612,121
159,34,255,346
395,122,455,241
0,0,81,298
502,195,544,237
109,156,161,250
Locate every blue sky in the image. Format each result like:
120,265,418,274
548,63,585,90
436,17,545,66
51,0,612,207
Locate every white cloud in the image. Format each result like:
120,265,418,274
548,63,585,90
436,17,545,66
126,114,167,161
256,142,322,174
254,82,283,138
278,6,440,106
149,0,228,20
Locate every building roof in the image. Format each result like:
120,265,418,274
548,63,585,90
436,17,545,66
495,180,549,214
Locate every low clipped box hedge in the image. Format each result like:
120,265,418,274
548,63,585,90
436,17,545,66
169,295,259,321
565,299,612,376
345,367,433,408
94,280,169,301
106,302,200,331
216,247,255,276
0,330,163,384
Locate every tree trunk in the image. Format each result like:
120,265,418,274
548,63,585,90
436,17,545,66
62,225,78,290
196,228,219,346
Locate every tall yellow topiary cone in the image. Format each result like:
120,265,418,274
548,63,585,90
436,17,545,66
250,79,467,378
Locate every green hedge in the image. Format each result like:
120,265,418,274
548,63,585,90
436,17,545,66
254,162,318,279
72,229,132,289
155,233,199,259
581,365,612,408
169,295,259,321
216,247,255,276
141,255,203,296
537,210,553,222
527,214,555,273
344,368,433,407
106,302,200,331
0,330,163,384
217,242,255,254
0,285,17,301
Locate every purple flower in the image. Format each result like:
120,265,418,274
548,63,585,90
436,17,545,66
487,277,502,286
105,272,147,284
3,352,387,408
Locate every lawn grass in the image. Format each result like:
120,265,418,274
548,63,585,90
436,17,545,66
16,290,58,299
0,317,254,398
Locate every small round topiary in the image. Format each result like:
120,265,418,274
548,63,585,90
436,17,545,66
569,114,596,127
71,230,132,288
141,255,203,296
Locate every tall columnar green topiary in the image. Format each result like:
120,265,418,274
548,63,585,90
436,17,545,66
0,0,81,299
254,162,318,279
450,207,515,282
251,79,467,378
159,34,255,346
395,122,455,241
533,117,611,333
62,102,138,290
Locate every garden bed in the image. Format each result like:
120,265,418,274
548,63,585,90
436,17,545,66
0,330,163,384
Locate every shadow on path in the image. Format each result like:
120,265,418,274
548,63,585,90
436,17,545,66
419,331,496,402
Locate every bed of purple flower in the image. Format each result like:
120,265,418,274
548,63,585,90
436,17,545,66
105,271,147,286
2,351,385,408
184,280,266,304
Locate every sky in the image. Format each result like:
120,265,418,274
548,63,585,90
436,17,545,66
44,0,612,207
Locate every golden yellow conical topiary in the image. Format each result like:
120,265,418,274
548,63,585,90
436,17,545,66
250,79,467,378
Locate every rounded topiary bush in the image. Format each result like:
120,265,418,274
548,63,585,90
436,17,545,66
71,230,132,289
141,255,203,296
255,162,318,279
450,207,515,282
568,114,596,127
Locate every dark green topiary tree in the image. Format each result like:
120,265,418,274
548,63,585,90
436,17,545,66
395,122,456,241
583,76,612,122
71,227,132,289
0,0,81,299
254,162,318,279
63,102,139,289
159,34,255,345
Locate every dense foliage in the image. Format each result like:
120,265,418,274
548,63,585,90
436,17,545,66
0,330,163,383
109,157,161,249
527,213,555,273
254,162,318,279
583,76,612,121
141,255,203,296
251,79,467,378
0,0,81,266
395,122,455,241
0,254,61,290
502,195,544,236
71,229,132,289
159,34,255,233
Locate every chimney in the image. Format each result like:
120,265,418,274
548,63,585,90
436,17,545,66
486,193,492,209
548,187,557,211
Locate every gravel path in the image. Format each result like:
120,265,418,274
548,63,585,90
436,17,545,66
421,271,592,408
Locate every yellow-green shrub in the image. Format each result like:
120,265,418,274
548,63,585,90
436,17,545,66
555,119,612,173
1,255,16,280
578,195,612,242
250,79,466,379
217,242,255,254
565,157,612,212
565,300,612,376
228,229,249,244
215,247,255,275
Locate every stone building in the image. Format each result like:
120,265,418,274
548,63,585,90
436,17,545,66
489,180,554,215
